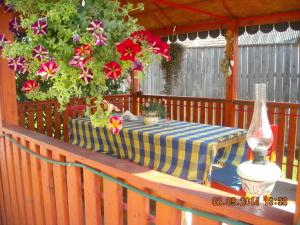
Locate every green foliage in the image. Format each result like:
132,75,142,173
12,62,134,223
161,43,185,95
2,0,156,126
141,100,167,119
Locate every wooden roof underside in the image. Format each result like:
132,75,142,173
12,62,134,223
125,0,300,36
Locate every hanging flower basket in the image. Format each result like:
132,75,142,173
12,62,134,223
0,0,171,133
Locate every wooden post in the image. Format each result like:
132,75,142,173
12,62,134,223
224,21,238,127
0,8,18,127
295,145,300,225
130,71,139,115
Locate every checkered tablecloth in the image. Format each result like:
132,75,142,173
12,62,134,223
69,117,248,183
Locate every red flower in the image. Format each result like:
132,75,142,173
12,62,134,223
74,44,92,59
80,67,93,84
147,35,171,61
69,56,87,68
22,80,39,93
131,30,152,43
116,39,141,62
104,61,122,80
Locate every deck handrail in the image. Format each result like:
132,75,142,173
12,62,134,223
1,125,294,225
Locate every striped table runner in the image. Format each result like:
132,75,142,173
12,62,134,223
69,117,248,183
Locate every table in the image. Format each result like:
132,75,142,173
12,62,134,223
69,117,248,183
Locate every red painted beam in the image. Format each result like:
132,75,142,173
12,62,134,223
147,0,230,20
150,10,300,36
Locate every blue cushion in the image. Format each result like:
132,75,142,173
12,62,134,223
211,165,242,191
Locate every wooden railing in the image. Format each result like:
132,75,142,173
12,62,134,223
17,94,132,142
17,94,300,179
0,125,294,225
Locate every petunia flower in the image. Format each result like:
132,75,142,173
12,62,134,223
0,34,9,50
69,55,87,68
22,80,39,93
104,61,122,80
87,20,104,35
116,38,141,62
79,67,93,84
72,34,81,44
37,61,57,79
4,4,13,13
131,30,152,44
107,116,123,134
32,18,48,35
32,45,48,61
132,60,143,72
74,44,92,58
102,100,120,114
94,33,107,46
8,17,22,35
147,35,171,61
8,57,27,73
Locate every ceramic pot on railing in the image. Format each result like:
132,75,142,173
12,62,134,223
143,112,159,125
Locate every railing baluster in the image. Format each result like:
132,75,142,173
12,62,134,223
4,135,20,225
103,179,123,225
276,107,286,171
45,104,53,137
11,135,27,225
208,102,213,125
215,102,221,126
286,107,297,178
238,103,245,128
156,202,181,225
27,104,35,131
200,101,205,124
66,158,84,225
29,142,46,225
127,190,149,225
40,148,57,225
83,169,102,225
19,138,36,225
54,102,62,139
52,152,70,225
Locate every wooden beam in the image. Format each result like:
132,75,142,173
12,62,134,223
150,11,300,36
224,21,238,127
147,0,229,20
0,8,18,127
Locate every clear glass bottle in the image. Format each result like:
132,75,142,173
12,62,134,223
247,83,273,164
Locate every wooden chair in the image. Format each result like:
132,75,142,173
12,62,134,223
211,124,278,196
67,104,86,118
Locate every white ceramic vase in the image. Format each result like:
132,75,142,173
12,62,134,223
143,114,159,125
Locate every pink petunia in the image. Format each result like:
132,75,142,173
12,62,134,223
104,61,122,80
69,55,87,68
87,20,104,35
107,116,123,134
8,57,27,73
0,34,9,50
37,61,57,79
32,18,48,35
94,33,107,46
32,45,48,61
132,60,143,72
9,17,22,35
22,80,39,93
79,67,93,84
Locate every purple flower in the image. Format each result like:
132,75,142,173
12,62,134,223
0,0,4,6
4,4,13,13
9,17,22,35
8,57,27,73
80,67,93,84
133,60,143,72
94,33,107,46
32,18,48,35
87,20,104,35
0,34,9,50
72,34,81,44
32,45,48,61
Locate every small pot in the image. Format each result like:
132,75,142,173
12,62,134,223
143,114,159,125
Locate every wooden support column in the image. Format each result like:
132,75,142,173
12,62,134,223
295,145,300,225
130,71,139,115
0,8,18,127
224,21,238,127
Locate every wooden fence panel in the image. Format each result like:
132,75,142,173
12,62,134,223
156,203,181,225
127,190,149,225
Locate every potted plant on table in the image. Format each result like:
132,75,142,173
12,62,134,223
141,100,166,125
